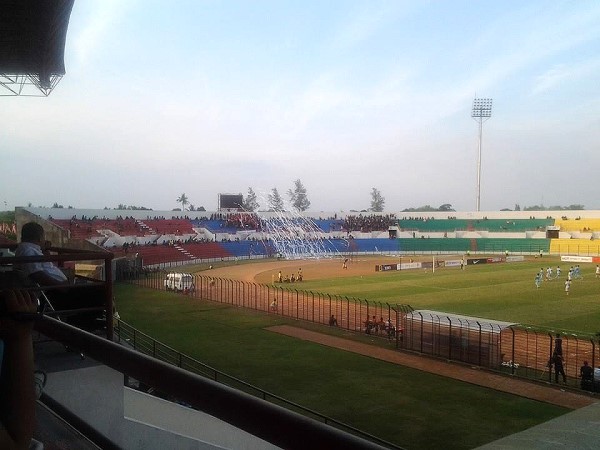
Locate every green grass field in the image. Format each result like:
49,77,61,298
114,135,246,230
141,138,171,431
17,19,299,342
298,258,600,334
113,256,598,449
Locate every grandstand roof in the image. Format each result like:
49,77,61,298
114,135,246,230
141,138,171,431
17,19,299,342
0,0,74,96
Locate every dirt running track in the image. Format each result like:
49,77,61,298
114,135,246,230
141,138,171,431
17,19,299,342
205,256,393,284
202,257,598,409
269,325,596,410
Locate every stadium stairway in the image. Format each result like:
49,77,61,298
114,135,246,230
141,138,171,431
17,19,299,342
173,244,195,261
135,219,155,235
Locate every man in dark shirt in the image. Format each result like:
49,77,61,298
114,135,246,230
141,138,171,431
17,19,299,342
580,360,594,391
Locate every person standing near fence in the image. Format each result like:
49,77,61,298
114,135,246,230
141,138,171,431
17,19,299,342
553,352,567,384
554,334,563,355
580,361,594,390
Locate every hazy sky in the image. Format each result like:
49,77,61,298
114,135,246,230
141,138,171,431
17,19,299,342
2,0,599,212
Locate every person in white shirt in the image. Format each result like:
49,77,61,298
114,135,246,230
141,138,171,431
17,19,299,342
14,222,105,331
15,222,67,286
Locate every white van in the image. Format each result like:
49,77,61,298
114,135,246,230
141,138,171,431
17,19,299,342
164,273,195,292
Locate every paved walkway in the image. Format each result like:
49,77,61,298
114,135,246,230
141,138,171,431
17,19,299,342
268,325,597,410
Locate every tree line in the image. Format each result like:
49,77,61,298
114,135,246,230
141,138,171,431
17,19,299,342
10,198,588,214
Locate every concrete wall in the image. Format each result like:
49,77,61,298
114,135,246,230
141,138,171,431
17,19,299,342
44,363,279,450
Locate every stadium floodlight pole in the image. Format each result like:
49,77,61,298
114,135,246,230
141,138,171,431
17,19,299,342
471,97,493,212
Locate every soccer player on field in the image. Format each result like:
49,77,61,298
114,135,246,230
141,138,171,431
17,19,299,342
535,272,542,289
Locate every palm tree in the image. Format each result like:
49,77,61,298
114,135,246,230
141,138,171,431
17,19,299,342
176,193,189,211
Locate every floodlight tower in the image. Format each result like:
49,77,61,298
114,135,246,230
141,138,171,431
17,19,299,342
471,98,493,212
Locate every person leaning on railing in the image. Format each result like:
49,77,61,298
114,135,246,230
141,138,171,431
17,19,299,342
14,222,106,333
0,289,37,449
14,222,68,287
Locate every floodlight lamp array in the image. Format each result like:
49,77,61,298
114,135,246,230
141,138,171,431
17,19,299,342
471,98,493,118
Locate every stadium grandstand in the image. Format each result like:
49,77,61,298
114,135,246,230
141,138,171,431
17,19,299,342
4,207,600,271
6,3,600,449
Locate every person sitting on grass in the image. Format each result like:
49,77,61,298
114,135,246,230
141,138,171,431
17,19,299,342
328,315,338,326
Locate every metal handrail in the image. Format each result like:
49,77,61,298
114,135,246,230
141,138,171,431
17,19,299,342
114,320,402,448
0,250,114,338
35,316,399,450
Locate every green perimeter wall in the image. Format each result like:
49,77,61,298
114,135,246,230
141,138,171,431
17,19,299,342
398,218,553,232
398,238,550,254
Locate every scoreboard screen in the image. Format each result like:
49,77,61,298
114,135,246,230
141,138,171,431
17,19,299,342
218,194,243,210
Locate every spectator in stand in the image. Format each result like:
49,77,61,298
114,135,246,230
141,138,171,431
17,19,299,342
343,214,397,233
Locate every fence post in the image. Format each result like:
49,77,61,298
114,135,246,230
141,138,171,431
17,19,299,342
394,307,399,350
345,296,350,331
418,312,423,354
447,316,452,360
266,285,271,312
241,281,245,308
592,339,597,375
476,321,482,368
433,314,439,356
548,333,554,383
510,327,516,375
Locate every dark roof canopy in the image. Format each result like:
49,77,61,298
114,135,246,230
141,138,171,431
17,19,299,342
0,0,75,96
